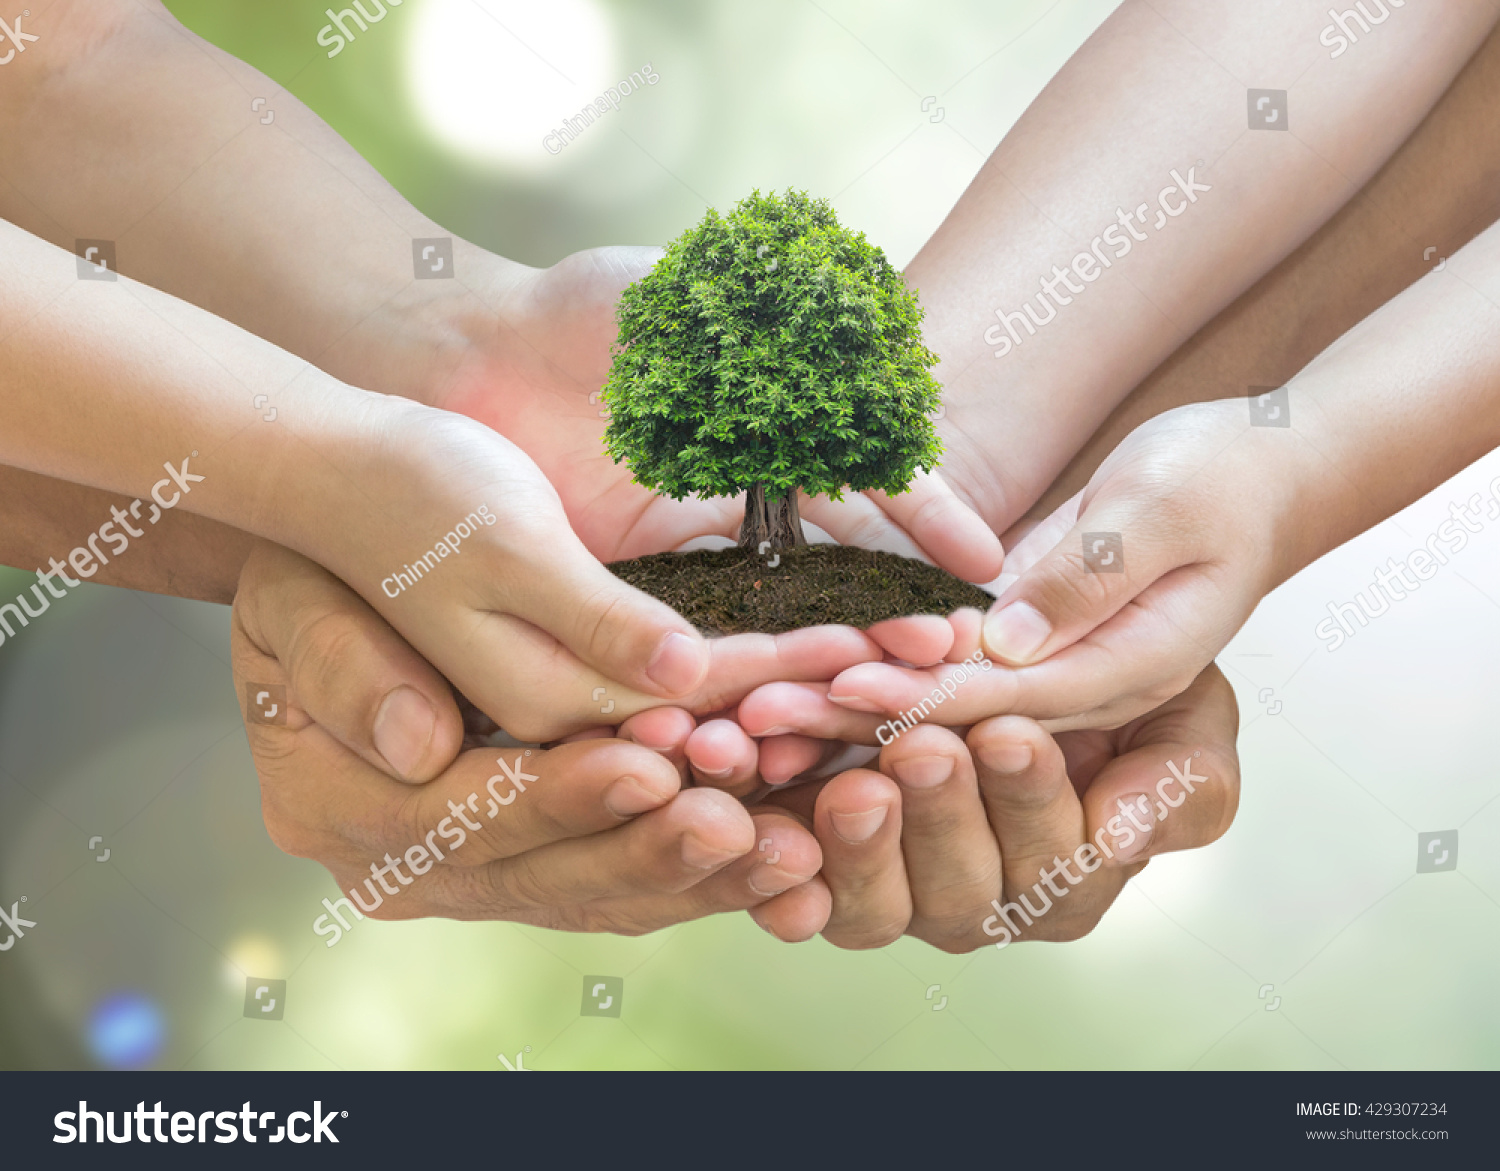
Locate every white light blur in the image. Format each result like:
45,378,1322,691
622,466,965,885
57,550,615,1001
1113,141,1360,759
405,0,617,169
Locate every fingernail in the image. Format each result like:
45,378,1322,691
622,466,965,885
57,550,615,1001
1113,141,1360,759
748,864,802,897
892,755,954,788
696,764,736,781
1110,792,1157,861
602,776,668,818
756,725,794,737
829,804,889,844
647,631,707,695
681,834,742,870
978,738,1032,775
628,732,677,754
983,602,1050,665
827,692,882,713
373,686,436,780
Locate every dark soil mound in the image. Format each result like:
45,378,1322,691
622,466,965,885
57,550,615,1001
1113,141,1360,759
608,545,994,635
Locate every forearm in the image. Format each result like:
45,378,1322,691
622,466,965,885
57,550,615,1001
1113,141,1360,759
0,217,373,553
0,465,251,603
0,0,526,405
1029,19,1500,520
911,0,1498,530
1280,217,1500,582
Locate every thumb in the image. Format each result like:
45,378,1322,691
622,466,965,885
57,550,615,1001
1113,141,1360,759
507,539,710,700
980,511,1175,667
232,543,465,783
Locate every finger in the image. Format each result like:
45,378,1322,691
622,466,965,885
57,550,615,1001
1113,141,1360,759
945,607,984,661
828,654,1008,731
617,706,697,773
465,615,885,744
570,810,824,936
738,681,886,744
498,527,714,699
685,717,761,795
750,876,833,942
757,734,837,785
232,543,464,783
878,724,1002,950
408,739,685,866
434,787,757,916
813,769,911,949
979,501,1186,667
865,614,955,666
864,469,1006,583
996,491,1083,588
1077,666,1241,866
968,716,1126,947
830,568,1228,731
688,624,883,712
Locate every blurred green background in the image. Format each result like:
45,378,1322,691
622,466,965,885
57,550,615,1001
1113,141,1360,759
2,0,1497,1070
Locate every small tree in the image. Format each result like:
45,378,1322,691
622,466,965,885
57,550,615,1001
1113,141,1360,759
601,189,944,551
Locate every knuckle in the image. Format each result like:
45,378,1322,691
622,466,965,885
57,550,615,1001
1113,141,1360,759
287,607,371,712
376,789,427,856
825,913,909,951
1036,550,1122,617
488,849,556,911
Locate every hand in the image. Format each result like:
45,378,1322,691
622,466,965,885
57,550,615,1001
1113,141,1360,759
751,665,1240,950
433,246,1005,582
823,399,1293,731
286,396,887,741
231,544,824,934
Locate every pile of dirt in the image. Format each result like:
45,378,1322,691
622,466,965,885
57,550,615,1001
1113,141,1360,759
608,544,994,635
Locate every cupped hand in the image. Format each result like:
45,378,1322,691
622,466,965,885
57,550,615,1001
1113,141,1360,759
751,665,1240,950
433,246,1005,582
231,543,823,934
290,398,885,741
823,399,1295,731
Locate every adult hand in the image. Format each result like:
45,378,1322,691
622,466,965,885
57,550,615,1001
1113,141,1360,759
751,665,1240,950
434,246,1005,583
230,543,823,934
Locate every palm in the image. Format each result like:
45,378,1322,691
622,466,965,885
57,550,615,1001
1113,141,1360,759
435,247,740,561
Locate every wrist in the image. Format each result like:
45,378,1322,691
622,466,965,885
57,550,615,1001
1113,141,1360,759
342,243,534,408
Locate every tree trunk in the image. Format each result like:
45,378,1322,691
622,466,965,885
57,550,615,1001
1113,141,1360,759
738,485,807,551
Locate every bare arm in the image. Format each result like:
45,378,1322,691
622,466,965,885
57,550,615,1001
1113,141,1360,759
908,0,1499,533
0,0,525,407
0,465,251,603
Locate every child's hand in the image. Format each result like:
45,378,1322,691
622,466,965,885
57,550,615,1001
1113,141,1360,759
823,399,1302,730
253,405,888,742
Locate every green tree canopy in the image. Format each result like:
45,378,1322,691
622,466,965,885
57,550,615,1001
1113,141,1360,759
601,190,943,537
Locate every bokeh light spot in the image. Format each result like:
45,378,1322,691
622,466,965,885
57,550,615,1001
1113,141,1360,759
406,0,617,168
87,992,166,1069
